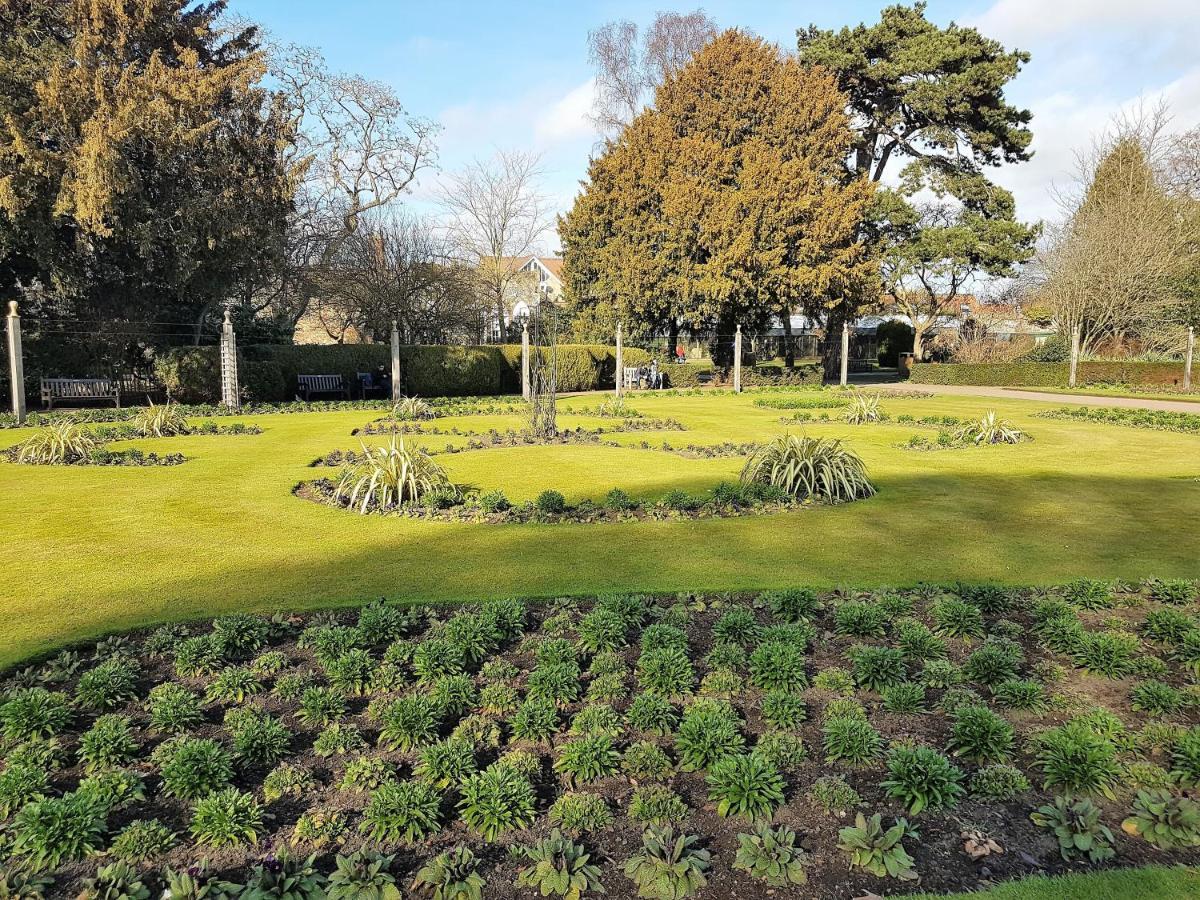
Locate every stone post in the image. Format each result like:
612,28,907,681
615,321,624,398
1069,323,1081,388
391,320,402,402
219,310,240,409
840,321,850,387
733,324,743,393
6,301,26,424
521,320,531,401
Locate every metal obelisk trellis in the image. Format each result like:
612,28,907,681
521,320,531,401
527,301,557,439
614,321,624,398
219,310,240,409
840,321,850,387
6,301,26,425
733,324,743,393
1186,326,1195,392
391,320,402,402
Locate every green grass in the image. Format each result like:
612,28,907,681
1001,385,1200,403
919,865,1199,900
1,389,1199,667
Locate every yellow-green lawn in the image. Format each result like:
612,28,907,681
1,389,1198,667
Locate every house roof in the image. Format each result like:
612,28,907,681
492,255,563,281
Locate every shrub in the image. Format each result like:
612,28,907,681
145,682,204,733
78,714,137,771
626,692,678,735
548,791,614,834
809,774,861,813
622,826,711,900
1072,630,1140,677
622,741,674,781
882,682,926,713
706,753,785,821
570,703,623,738
994,678,1048,711
227,710,291,768
393,396,435,420
881,745,965,814
264,762,318,802
674,700,745,771
342,756,396,793
822,715,883,766
1172,727,1200,786
754,731,807,772
1030,797,1115,863
847,645,906,691
361,779,442,843
158,737,234,800
411,847,485,900
109,818,176,862
326,848,402,900
947,705,1013,764
713,609,760,645
555,735,621,786
1131,680,1184,716
190,788,264,848
970,764,1031,801
930,598,985,639
762,587,821,622
837,813,918,881
205,666,264,704
844,393,883,424
749,641,808,692
604,487,636,510
733,823,810,887
16,421,98,464
834,601,887,638
536,637,579,666
511,696,561,743
629,786,688,825
458,767,537,840
528,661,583,706
11,793,106,870
378,695,439,751
326,649,377,696
536,489,568,514
740,434,875,503
577,608,628,653
75,658,139,711
1121,789,1200,849
337,437,459,512
1035,721,1122,798
761,690,807,729
637,647,695,698
516,829,605,899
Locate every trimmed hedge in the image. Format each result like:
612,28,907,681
910,361,1191,388
154,343,648,403
656,361,822,389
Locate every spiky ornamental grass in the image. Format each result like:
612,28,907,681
132,401,190,437
16,421,98,464
335,436,459,513
954,411,1024,445
740,434,875,504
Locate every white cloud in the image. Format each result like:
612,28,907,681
972,0,1195,43
535,78,598,145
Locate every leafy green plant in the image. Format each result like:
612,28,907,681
336,437,459,512
705,753,785,821
993,678,1048,711
622,826,711,900
109,819,176,862
637,647,695,698
239,852,327,899
812,666,856,694
847,645,905,691
626,692,678,735
754,731,807,772
712,609,759,645
1172,727,1200,786
325,649,377,695
808,774,861,813
837,813,918,880
548,792,614,834
947,705,1014,763
555,735,621,786
570,703,623,738
211,613,270,659
930,598,985,639
822,714,883,766
189,788,264,848
205,666,263,704
78,714,137,771
11,792,105,870
297,685,347,727
1062,578,1114,610
74,768,145,813
760,690,807,729
361,779,442,843
954,410,1023,444
761,587,820,622
844,393,883,424
1072,630,1140,677
674,700,745,771
748,641,808,692
411,738,477,789
159,864,243,900
227,710,291,768
1143,608,1198,645
1121,789,1200,849
479,682,520,714
733,823,810,887
1131,679,1184,716
528,661,583,706
75,658,139,711
290,808,348,848
881,745,965,813
536,489,568,514
0,761,49,819
173,635,224,677
263,762,318,802
430,674,477,719
1030,797,1115,862
970,764,1031,801
377,695,439,751
895,620,947,661
145,682,204,733
158,737,234,800
411,847,485,900
326,848,402,900
510,696,561,743
314,723,368,758
341,756,396,793
77,860,152,899
458,766,537,839
16,421,98,464
1035,721,1122,798
393,396,435,420
833,601,887,638
963,640,1022,685
516,829,605,899
628,786,688,826
881,682,926,712
740,434,876,503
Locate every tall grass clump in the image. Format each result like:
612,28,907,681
740,435,875,504
335,437,458,513
132,401,190,437
16,421,97,464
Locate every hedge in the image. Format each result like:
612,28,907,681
910,361,1192,388
153,343,650,403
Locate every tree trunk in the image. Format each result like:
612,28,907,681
912,327,924,363
667,317,679,360
822,306,846,382
782,310,795,368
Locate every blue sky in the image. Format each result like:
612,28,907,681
229,0,1200,247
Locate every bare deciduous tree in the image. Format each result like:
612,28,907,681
586,9,717,138
439,150,552,339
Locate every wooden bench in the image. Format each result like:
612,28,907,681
622,367,642,389
41,377,121,410
297,374,350,401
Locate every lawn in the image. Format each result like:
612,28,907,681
2,387,1199,667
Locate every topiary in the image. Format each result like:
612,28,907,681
410,847,485,900
189,788,264,848
515,829,605,899
457,766,537,840
1030,797,1115,862
733,823,810,887
837,813,918,880
881,745,965,814
705,753,785,821
548,792,614,835
361,779,442,843
1121,789,1200,849
622,826,711,900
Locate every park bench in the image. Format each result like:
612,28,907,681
41,377,121,409
297,374,350,401
622,367,641,390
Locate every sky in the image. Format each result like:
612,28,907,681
228,0,1200,251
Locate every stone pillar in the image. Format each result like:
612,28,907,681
615,321,624,398
1185,326,1194,391
219,310,240,409
733,324,743,393
391,320,402,402
840,321,850,387
1069,323,1081,389
521,320,531,401
6,301,26,424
